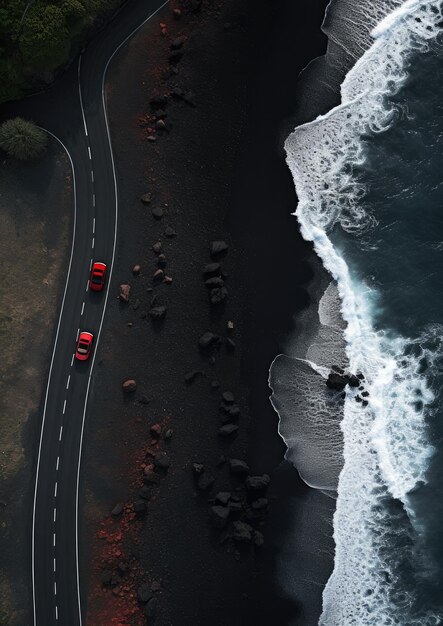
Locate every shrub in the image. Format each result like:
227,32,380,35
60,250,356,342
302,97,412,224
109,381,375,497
19,6,70,71
0,118,48,160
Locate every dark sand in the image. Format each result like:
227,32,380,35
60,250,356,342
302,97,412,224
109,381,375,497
81,1,331,625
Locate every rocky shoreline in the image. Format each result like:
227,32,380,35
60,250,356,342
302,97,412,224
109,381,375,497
81,1,331,625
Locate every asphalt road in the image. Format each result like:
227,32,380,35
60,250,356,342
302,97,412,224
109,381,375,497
1,1,168,624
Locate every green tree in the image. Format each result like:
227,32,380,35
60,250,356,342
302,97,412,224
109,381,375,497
19,5,70,71
0,118,48,160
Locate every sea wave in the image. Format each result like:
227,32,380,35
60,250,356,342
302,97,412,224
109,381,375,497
283,0,443,624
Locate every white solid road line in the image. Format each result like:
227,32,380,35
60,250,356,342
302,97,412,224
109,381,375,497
31,129,77,626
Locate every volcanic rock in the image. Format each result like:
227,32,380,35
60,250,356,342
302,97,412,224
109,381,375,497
205,277,224,288
197,473,215,491
326,372,347,390
150,424,162,438
132,264,141,275
198,332,221,350
185,370,203,384
149,305,167,319
122,379,137,393
218,424,239,437
245,474,270,492
251,498,269,510
222,391,235,404
164,226,177,238
211,505,229,529
229,459,250,476
215,492,231,505
119,283,131,302
209,287,228,304
150,94,168,109
152,241,162,254
111,502,124,516
152,206,164,219
153,269,164,282
170,35,186,49
137,583,153,603
210,240,229,257
192,463,204,475
140,192,153,205
232,521,253,543
202,262,221,276
154,455,170,473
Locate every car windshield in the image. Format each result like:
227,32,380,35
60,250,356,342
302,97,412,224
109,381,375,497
92,276,102,284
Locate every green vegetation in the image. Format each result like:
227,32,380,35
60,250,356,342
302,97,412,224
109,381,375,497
0,0,121,104
0,117,47,160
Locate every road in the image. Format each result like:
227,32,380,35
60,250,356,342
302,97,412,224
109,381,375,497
2,1,168,624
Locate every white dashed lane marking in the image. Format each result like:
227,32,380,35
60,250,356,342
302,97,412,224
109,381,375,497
53,533,56,547
76,329,79,341
91,170,94,183
54,483,58,498
54,582,57,596
62,400,66,415
93,193,96,207
55,605,58,620
53,558,56,572
56,456,59,471
81,302,85,316
53,508,56,523
66,375,70,390
71,353,75,367
93,218,95,234
92,237,95,249
88,146,91,159
59,426,63,442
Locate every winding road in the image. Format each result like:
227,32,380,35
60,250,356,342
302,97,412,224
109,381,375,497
2,1,168,624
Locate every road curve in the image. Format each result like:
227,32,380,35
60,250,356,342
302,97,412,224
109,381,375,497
23,1,170,624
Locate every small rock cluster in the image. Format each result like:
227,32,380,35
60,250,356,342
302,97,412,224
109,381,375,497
326,366,369,407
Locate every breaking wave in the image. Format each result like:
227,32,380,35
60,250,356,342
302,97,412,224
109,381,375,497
282,1,443,624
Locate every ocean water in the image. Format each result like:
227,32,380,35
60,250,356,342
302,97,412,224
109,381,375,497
282,1,443,624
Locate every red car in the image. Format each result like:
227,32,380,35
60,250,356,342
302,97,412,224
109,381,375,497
75,331,94,361
89,261,107,292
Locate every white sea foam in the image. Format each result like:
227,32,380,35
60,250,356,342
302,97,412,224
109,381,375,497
284,0,443,624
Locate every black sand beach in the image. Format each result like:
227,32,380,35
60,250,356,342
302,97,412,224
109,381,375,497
81,1,334,625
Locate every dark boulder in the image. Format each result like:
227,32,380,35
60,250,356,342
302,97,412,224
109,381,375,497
326,372,347,390
119,283,131,302
140,192,153,205
185,370,203,384
245,474,270,492
215,492,231,505
232,521,253,543
149,306,167,320
198,332,221,350
205,277,224,288
211,505,229,529
137,583,153,603
152,206,164,219
209,287,228,305
218,424,239,437
154,455,170,473
122,379,137,393
150,94,168,109
111,502,124,516
229,459,250,476
164,226,177,238
197,473,215,491
170,35,186,49
209,240,229,258
203,262,221,276
222,391,235,404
